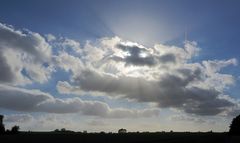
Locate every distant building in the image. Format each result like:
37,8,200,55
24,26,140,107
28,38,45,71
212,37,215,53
118,128,127,133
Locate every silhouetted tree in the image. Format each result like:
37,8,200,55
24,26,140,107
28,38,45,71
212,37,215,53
54,129,60,132
118,128,127,133
11,125,20,133
5,129,10,134
229,114,240,135
61,128,66,132
0,115,5,134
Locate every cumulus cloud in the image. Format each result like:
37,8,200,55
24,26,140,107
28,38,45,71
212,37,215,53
113,43,157,66
0,84,53,111
0,84,159,118
0,23,51,62
61,38,81,52
0,23,53,84
203,58,237,74
45,34,56,42
110,41,180,66
54,37,239,116
53,51,84,76
60,69,235,116
57,81,80,95
0,21,239,118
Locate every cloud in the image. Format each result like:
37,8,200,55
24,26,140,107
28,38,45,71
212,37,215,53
54,37,238,116
87,120,108,126
45,34,56,42
0,21,239,118
113,43,157,66
110,42,179,66
0,84,53,111
203,58,237,75
0,51,16,83
158,53,176,63
0,84,159,118
3,114,73,131
169,114,216,124
0,23,51,62
38,98,160,118
63,69,235,116
53,51,84,76
61,38,81,53
0,23,53,84
4,114,33,123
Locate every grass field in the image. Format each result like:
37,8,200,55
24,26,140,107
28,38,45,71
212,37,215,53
1,132,240,143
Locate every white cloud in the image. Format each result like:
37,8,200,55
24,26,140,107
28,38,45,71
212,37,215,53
53,37,239,116
0,21,239,120
59,38,82,54
53,51,84,77
0,23,53,85
0,23,51,62
45,34,56,42
202,58,237,75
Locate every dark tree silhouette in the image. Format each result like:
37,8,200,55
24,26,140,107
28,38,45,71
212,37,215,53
118,128,127,133
229,114,240,135
61,128,66,132
54,129,60,132
0,115,5,134
11,125,20,133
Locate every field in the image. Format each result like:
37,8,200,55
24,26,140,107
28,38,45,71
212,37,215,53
1,132,240,143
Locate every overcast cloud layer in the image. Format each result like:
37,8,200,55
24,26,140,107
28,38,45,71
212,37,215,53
0,22,239,120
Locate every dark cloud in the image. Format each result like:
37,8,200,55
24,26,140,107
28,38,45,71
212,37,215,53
0,84,52,111
113,43,157,66
158,53,176,63
111,43,177,66
71,69,235,116
0,84,159,118
0,51,15,82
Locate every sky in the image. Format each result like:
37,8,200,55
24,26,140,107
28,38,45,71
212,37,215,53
0,0,240,132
